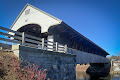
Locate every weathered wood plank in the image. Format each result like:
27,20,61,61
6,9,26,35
45,40,55,44
0,37,21,44
58,46,64,48
25,34,42,41
58,44,64,47
25,38,42,44
46,43,53,46
0,31,22,40
0,26,22,35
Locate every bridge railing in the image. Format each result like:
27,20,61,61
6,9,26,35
0,26,67,53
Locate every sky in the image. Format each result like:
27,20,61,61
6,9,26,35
0,0,120,56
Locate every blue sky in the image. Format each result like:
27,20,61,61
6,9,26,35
0,0,120,56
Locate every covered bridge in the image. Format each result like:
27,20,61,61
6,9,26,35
10,4,109,64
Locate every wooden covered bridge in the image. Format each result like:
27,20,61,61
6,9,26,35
10,4,109,64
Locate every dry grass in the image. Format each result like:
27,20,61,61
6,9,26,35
76,64,90,72
0,50,15,80
0,50,47,80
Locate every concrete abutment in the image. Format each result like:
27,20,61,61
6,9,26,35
12,45,76,80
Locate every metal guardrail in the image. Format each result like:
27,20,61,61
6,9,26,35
0,26,67,53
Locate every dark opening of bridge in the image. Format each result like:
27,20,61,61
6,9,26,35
17,24,48,39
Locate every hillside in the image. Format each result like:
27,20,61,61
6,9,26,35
0,50,16,80
0,50,46,80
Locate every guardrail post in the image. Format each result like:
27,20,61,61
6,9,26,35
42,38,45,49
56,42,58,52
65,45,67,53
22,32,25,45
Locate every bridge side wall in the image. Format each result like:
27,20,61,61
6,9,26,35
67,48,109,64
12,45,76,80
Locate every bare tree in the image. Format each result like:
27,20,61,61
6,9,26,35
118,52,120,56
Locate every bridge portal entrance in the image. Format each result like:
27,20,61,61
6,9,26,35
17,24,48,39
16,24,54,51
